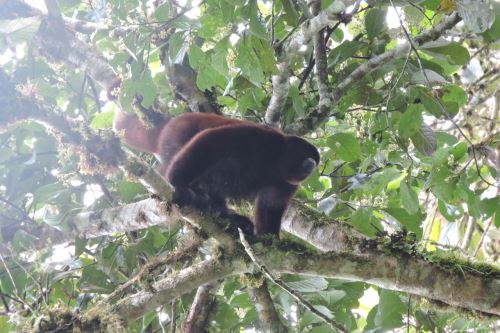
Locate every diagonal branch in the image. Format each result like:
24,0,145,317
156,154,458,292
239,229,347,332
108,257,243,321
247,282,288,333
286,12,462,135
180,283,218,333
0,69,173,198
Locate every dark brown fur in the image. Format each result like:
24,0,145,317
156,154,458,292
114,112,319,235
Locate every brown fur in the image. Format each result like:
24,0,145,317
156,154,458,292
114,111,319,235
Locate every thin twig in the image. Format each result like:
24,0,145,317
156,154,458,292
86,74,102,114
0,196,37,225
171,299,177,333
0,254,32,312
389,0,498,189
473,213,495,257
0,286,9,313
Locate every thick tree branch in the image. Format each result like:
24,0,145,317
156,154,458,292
311,0,334,134
282,201,363,252
264,0,347,127
37,16,118,93
0,198,175,256
86,232,500,324
180,283,218,333
21,1,216,118
247,282,288,333
165,64,220,114
266,247,500,317
240,229,346,332
108,257,244,321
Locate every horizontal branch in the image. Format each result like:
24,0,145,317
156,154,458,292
2,198,176,257
282,201,364,252
92,232,500,322
264,247,500,317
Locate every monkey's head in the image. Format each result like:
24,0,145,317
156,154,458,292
281,136,320,185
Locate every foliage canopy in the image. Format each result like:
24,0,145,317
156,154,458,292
0,0,499,332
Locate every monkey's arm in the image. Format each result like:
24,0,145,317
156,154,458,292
254,185,297,235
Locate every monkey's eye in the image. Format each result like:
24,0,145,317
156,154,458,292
300,158,317,175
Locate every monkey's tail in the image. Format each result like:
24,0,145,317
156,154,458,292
113,109,170,154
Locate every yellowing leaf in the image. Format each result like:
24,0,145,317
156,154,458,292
440,0,455,11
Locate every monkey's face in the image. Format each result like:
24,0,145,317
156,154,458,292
282,137,320,185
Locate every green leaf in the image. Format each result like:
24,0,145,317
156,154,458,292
248,0,268,40
384,208,423,239
12,230,38,252
421,42,470,66
280,0,299,26
364,167,403,195
196,65,227,90
154,3,171,20
365,8,388,40
91,110,114,129
236,43,265,86
32,183,68,204
230,292,252,308
212,302,240,329
442,84,468,107
75,238,88,257
375,290,405,329
399,105,422,139
289,85,305,116
456,0,495,33
411,123,437,156
188,45,206,69
417,88,443,117
495,205,500,228
483,2,500,41
135,71,156,108
327,133,362,163
438,200,463,222
415,310,436,331
168,31,189,64
319,289,346,305
80,266,115,293
286,277,328,292
199,12,225,39
329,41,365,65
411,69,448,85
252,37,276,74
349,208,382,237
118,181,146,203
480,196,500,220
0,17,41,44
400,181,420,214
450,142,468,160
